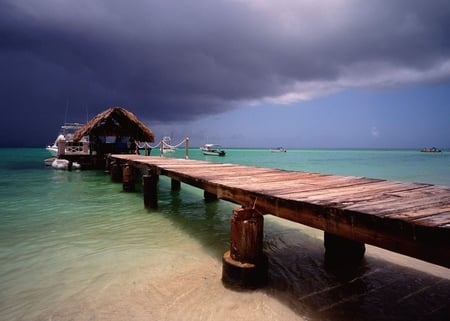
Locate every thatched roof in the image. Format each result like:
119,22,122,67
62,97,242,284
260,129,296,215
73,106,155,142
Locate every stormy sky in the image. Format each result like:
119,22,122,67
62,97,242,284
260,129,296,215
1,0,450,148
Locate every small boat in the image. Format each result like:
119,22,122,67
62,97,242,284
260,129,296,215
270,147,287,153
420,147,442,153
51,158,81,170
201,144,226,156
46,123,89,156
44,157,56,166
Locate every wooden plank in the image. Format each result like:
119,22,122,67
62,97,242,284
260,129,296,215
385,205,450,221
345,188,450,217
412,212,450,226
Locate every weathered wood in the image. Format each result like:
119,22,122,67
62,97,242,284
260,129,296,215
222,208,267,288
230,208,264,263
109,155,450,268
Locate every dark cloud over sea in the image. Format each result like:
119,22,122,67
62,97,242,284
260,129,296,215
1,0,450,146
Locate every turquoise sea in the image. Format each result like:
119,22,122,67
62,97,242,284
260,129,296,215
0,148,449,321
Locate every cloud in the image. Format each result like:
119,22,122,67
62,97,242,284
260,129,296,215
1,0,450,146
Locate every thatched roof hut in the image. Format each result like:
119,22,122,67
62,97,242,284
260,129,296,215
73,106,155,142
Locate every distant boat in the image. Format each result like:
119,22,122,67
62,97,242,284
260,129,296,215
200,144,226,156
270,147,287,153
420,147,442,153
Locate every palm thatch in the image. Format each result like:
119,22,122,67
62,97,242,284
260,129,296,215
73,106,155,142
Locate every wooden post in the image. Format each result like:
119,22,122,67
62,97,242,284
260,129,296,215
324,232,366,265
104,157,111,174
185,137,189,159
122,164,135,192
143,171,158,209
82,141,89,153
57,140,66,157
222,208,267,288
110,162,122,182
171,179,181,191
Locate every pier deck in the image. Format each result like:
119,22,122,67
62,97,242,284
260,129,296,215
110,155,450,268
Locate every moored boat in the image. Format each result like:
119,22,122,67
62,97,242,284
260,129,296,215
46,123,89,156
200,144,226,156
270,147,287,152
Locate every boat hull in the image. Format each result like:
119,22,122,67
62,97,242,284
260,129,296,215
51,158,81,170
200,144,226,156
202,151,226,156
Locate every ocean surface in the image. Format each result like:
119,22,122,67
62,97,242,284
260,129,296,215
0,147,449,321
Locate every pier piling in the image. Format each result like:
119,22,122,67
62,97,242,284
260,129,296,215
171,179,181,191
110,162,122,182
143,171,158,209
204,191,218,202
222,208,268,288
122,164,135,192
324,232,366,265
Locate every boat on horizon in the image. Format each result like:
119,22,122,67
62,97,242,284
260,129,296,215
200,144,226,156
270,147,287,153
420,147,442,153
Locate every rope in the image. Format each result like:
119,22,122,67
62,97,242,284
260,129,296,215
136,138,188,149
136,142,158,149
161,137,187,149
137,137,189,159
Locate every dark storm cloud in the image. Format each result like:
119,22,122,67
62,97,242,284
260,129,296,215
1,0,450,146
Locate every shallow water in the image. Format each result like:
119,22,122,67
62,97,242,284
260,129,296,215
0,148,449,321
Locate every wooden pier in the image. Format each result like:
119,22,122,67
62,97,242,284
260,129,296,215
109,154,450,285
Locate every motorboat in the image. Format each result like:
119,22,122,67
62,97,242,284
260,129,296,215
51,158,81,170
201,144,226,156
46,123,89,156
270,147,287,153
